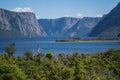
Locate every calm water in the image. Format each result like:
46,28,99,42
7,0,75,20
0,38,120,56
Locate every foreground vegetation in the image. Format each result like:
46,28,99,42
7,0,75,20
0,43,120,80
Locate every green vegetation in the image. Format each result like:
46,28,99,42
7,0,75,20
0,44,120,80
3,43,16,57
0,63,26,80
45,51,54,60
56,38,120,42
24,49,34,60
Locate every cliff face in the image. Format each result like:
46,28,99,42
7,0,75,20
38,17,79,37
38,17,101,37
0,8,47,38
89,2,120,37
63,17,101,37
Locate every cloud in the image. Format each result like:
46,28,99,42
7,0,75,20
96,14,103,17
12,7,33,12
77,13,84,18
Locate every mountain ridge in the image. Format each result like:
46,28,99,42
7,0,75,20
38,17,101,37
0,8,47,38
89,2,120,37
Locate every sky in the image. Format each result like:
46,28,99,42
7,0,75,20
0,0,120,19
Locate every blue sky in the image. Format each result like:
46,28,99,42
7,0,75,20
0,0,119,19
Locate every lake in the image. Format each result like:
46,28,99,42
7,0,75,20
0,37,120,56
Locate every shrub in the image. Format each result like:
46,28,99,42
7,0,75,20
0,63,26,80
24,49,34,60
3,43,16,57
45,51,54,60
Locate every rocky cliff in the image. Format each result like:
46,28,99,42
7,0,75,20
89,2,120,37
38,17,101,37
0,8,47,38
38,17,79,37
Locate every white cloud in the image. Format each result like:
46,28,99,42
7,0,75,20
77,13,83,18
96,14,103,17
12,7,33,12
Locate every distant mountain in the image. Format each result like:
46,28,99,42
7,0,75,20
89,2,120,37
0,8,47,38
63,17,101,37
38,17,101,37
38,17,79,37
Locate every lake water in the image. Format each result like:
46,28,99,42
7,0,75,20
0,37,120,56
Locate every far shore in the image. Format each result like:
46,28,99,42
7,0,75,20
55,38,120,42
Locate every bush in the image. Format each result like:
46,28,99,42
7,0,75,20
3,43,16,57
0,63,26,80
45,51,54,60
24,49,34,60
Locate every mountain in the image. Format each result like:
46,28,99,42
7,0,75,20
89,2,120,37
0,8,47,38
63,17,101,37
38,17,79,37
38,17,101,37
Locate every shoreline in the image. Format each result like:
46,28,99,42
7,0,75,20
56,39,120,42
